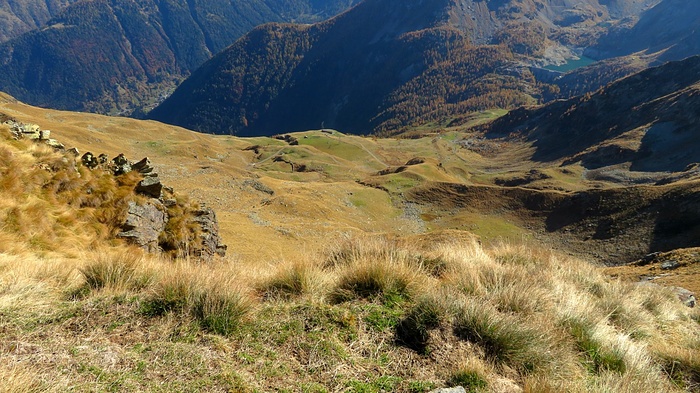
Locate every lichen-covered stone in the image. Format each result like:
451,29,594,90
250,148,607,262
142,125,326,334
191,207,227,259
118,200,167,253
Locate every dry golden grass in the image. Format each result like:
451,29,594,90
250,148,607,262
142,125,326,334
1,225,699,391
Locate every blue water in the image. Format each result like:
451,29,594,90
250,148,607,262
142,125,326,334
544,56,596,72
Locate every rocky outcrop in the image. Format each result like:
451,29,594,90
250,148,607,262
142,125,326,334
192,208,227,258
3,115,228,261
105,154,227,260
135,176,163,198
3,116,64,150
118,200,168,253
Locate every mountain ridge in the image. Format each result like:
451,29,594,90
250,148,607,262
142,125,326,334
149,0,659,136
0,0,359,115
484,55,700,171
0,0,78,42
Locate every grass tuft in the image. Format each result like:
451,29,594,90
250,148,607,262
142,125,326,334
258,260,324,300
79,250,152,293
396,295,448,353
453,302,550,373
142,266,251,336
330,259,415,304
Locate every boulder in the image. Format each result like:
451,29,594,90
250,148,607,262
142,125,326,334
191,207,227,259
136,175,163,198
660,260,680,270
81,152,99,168
118,200,167,253
672,287,696,308
45,139,65,150
112,153,131,175
132,157,154,174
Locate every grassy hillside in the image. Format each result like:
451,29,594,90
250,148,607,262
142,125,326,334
1,91,699,391
2,222,699,391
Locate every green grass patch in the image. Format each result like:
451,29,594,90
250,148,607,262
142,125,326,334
380,173,422,194
449,369,488,392
564,318,626,374
298,134,375,163
363,303,403,332
346,375,402,392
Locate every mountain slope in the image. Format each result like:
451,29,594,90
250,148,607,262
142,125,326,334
0,0,359,115
591,0,700,62
148,0,656,136
483,55,700,171
0,0,78,42
2,91,700,392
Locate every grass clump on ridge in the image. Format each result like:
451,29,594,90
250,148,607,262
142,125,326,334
141,266,251,336
257,259,325,300
79,250,154,294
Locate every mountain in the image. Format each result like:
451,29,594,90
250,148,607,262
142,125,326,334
590,0,700,62
0,0,359,114
483,55,700,171
0,0,78,42
550,0,700,98
149,0,655,136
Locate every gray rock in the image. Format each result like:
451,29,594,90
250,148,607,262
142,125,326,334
191,207,227,259
660,260,680,270
243,178,274,195
44,138,65,150
112,153,131,175
136,175,163,198
672,287,696,308
118,200,167,253
429,388,466,393
66,147,80,157
132,157,154,174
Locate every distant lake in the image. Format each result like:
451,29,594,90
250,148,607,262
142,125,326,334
544,56,596,72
